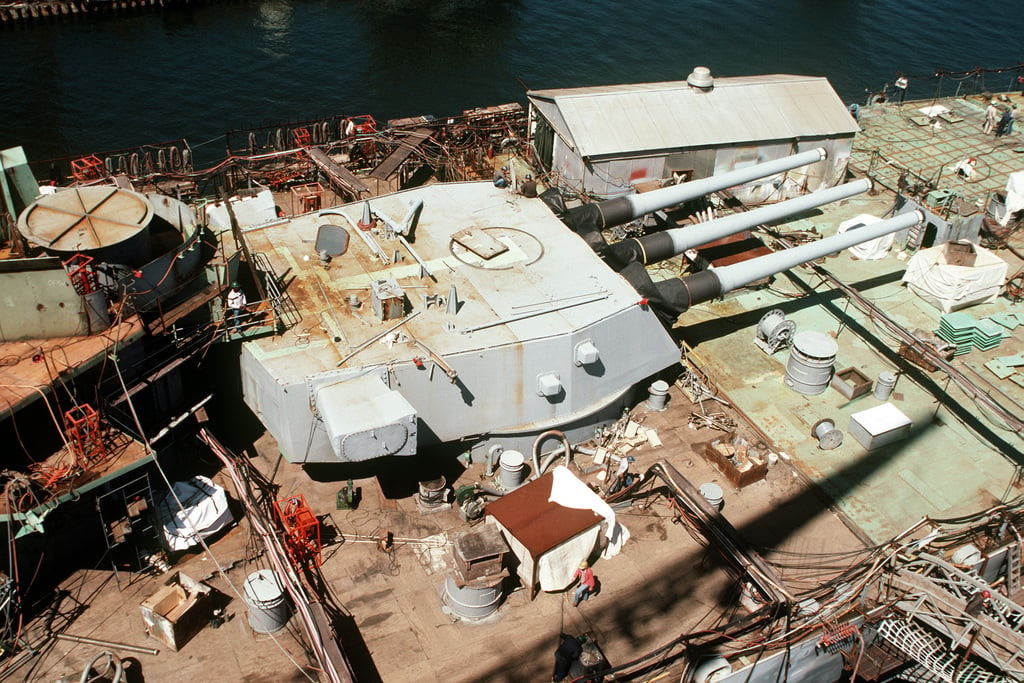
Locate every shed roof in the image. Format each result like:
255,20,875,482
527,74,860,159
485,471,602,557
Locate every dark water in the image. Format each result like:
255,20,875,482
0,0,1021,165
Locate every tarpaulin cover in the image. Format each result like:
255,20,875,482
836,214,893,260
548,466,630,558
205,189,277,229
902,242,1007,313
1002,172,1024,226
486,467,629,592
154,476,234,552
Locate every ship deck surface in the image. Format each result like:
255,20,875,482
22,392,864,682
849,93,1024,206
682,188,1024,544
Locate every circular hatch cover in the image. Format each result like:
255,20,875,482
18,186,154,253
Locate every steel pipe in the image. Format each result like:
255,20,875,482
55,633,158,656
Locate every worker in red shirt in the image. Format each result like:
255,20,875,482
572,560,596,606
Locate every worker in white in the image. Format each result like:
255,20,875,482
226,282,247,332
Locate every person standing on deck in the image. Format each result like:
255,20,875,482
984,100,999,134
572,560,596,606
996,106,1017,137
227,282,247,332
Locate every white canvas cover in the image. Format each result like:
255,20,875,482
487,466,632,593
205,188,277,229
902,242,1008,313
155,476,234,551
836,214,894,260
535,527,603,592
1001,172,1024,226
547,466,630,557
535,466,631,591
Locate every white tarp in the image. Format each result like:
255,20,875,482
537,466,631,590
1002,172,1024,226
902,242,1008,313
535,526,602,592
836,214,894,260
154,476,234,552
205,188,277,229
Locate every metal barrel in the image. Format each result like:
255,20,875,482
418,476,447,507
244,570,291,634
611,178,871,266
874,371,897,400
785,331,838,395
674,210,924,308
699,482,724,511
647,380,670,411
443,573,504,619
498,450,526,488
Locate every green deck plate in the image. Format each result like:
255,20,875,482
988,313,1020,330
985,358,1015,379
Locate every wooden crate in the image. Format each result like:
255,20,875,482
140,572,212,652
702,437,768,488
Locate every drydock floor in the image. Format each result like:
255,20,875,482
21,387,864,682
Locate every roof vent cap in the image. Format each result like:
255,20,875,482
687,66,714,91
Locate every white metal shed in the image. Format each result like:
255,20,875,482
528,71,860,200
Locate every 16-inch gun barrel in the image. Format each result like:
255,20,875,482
605,178,872,268
663,210,925,311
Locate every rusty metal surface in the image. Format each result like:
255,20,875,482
485,472,602,557
18,186,153,251
307,148,370,197
369,128,434,181
240,181,656,384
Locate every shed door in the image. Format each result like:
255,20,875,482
534,118,555,169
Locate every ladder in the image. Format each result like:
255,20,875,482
1007,541,1021,596
252,251,302,330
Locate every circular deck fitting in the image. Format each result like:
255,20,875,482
449,227,543,270
18,186,154,254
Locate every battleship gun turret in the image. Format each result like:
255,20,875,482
234,153,922,464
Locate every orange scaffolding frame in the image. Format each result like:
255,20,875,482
273,494,321,568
